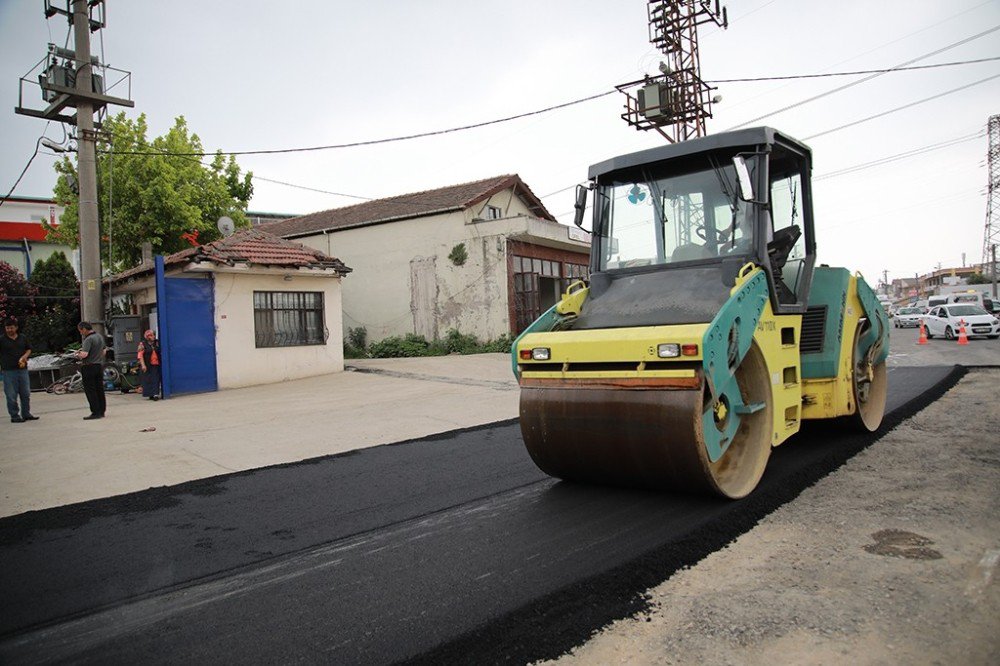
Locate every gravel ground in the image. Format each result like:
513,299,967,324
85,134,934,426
544,369,1000,665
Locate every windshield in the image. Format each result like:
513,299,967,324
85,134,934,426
596,163,751,271
899,308,921,314
947,305,987,316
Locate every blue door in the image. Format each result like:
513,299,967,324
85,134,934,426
154,257,218,396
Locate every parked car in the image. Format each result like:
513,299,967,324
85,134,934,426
893,306,923,328
922,304,1000,340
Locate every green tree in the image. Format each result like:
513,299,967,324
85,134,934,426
0,261,36,325
23,252,80,352
46,113,254,272
967,272,992,285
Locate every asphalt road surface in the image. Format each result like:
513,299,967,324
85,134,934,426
0,365,961,665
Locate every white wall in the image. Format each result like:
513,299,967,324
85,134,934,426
293,187,588,344
213,271,344,389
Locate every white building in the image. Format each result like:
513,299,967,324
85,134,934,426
262,174,591,343
0,196,76,277
107,228,351,391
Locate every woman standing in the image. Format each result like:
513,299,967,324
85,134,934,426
137,329,161,401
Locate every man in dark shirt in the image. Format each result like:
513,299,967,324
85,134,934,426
1,318,38,423
76,321,107,420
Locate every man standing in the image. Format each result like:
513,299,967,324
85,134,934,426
76,321,106,420
1,318,38,423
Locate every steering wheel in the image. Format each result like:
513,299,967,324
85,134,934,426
695,225,732,244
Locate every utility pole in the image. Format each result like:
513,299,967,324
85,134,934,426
13,0,133,336
992,244,997,299
72,0,102,332
982,115,999,283
616,0,727,143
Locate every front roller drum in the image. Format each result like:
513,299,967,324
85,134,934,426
519,344,774,499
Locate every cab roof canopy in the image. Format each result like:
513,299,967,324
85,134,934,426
588,127,812,180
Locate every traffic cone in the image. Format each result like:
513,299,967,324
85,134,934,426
917,319,928,345
957,319,969,345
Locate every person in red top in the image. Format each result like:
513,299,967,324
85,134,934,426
137,329,161,401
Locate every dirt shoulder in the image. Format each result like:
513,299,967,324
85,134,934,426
546,369,1000,665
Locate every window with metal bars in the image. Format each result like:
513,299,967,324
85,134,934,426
253,291,326,348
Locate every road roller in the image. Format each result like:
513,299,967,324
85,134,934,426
512,127,889,498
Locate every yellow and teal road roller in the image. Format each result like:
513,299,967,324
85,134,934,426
513,127,889,498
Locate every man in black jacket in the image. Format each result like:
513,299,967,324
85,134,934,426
1,318,38,423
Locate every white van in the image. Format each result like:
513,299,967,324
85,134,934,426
948,291,995,313
927,295,948,308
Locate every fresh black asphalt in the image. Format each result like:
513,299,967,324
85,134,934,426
0,365,963,664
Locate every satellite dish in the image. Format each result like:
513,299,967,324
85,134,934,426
217,215,235,237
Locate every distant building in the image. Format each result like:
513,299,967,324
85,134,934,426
246,210,298,227
262,174,590,343
0,196,76,277
889,265,991,304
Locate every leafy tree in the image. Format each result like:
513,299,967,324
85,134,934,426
0,261,36,326
23,252,80,352
46,113,254,272
967,272,992,285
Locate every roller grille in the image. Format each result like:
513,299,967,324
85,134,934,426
800,305,827,354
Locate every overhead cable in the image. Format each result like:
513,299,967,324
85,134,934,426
728,24,1000,129
105,90,619,158
814,131,985,181
803,74,1000,141
710,56,1000,83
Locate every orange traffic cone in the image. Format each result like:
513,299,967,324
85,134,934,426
957,319,969,345
917,319,928,345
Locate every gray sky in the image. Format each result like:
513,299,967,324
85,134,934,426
1,0,998,285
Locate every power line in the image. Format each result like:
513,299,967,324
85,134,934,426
803,74,1000,141
251,175,372,201
709,56,1000,83
814,131,985,181
728,24,1000,129
105,90,619,158
0,127,51,209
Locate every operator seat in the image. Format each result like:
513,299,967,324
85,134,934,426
767,225,801,304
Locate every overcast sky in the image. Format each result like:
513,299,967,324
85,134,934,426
1,0,998,285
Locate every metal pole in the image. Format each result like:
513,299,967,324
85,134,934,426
73,0,104,334
992,244,997,299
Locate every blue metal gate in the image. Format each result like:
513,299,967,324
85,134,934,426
155,257,218,397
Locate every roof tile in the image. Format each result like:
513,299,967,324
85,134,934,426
261,174,554,238
107,228,350,284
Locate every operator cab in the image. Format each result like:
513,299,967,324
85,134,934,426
572,127,816,330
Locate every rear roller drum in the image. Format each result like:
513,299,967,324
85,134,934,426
850,324,887,432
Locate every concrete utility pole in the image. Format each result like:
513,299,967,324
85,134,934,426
13,0,133,336
72,0,102,332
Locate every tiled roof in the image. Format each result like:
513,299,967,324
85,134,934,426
260,174,555,238
107,228,351,284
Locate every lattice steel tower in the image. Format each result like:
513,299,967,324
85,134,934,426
982,115,1000,278
617,0,727,143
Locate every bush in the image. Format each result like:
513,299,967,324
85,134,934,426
365,329,515,358
347,326,367,350
443,328,480,354
368,333,432,358
480,333,514,353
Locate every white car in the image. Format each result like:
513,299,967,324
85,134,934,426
922,304,1000,340
893,306,923,328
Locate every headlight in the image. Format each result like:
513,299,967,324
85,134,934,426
531,347,551,361
657,343,680,358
